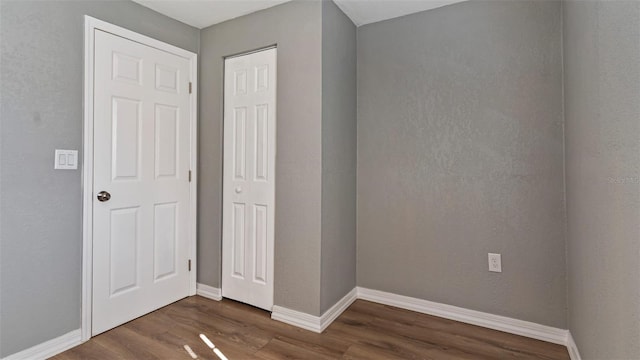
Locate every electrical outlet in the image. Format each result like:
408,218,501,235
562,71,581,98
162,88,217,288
488,253,502,273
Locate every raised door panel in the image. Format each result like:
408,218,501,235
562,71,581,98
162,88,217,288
255,65,269,93
112,52,142,85
155,64,179,93
254,104,268,182
155,104,179,178
112,97,141,180
234,107,247,181
154,203,177,281
109,207,140,296
232,203,246,279
235,70,247,95
253,204,268,284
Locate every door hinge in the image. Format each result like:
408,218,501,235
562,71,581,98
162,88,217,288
188,170,192,182
189,82,192,94
188,259,192,272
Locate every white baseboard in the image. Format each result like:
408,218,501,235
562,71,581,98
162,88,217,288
1,329,81,360
272,288,358,333
319,288,358,332
272,286,575,352
566,332,582,360
196,283,222,301
271,305,323,333
357,287,569,346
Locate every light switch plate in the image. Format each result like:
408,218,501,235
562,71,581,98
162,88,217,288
54,149,78,170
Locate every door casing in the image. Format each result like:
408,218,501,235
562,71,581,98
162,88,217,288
81,16,198,342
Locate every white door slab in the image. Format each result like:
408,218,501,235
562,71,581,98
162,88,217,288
222,48,276,311
92,29,192,335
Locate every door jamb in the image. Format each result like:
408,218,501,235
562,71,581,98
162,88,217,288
82,16,198,342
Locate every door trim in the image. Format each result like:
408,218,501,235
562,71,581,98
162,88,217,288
81,16,198,342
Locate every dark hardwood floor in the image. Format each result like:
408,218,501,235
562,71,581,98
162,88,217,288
53,296,570,359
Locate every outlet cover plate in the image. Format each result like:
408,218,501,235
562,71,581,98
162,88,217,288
488,253,502,273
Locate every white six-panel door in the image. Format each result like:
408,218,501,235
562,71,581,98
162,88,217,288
92,29,192,335
222,48,276,311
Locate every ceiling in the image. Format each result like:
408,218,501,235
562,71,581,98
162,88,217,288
333,0,465,26
131,0,467,29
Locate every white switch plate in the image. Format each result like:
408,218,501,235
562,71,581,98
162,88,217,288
54,149,78,170
488,253,502,273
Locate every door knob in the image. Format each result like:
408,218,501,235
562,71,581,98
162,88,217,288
97,191,111,202
235,187,242,194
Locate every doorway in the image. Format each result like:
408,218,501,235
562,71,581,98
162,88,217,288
221,48,277,311
82,16,198,339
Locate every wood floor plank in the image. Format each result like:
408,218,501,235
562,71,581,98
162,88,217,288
254,338,337,360
162,302,272,352
342,343,417,360
127,317,232,360
50,339,124,360
54,296,570,360
349,300,566,360
95,326,187,359
369,316,540,360
326,315,482,360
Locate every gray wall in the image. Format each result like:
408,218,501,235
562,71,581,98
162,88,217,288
357,0,567,327
0,0,199,356
199,0,324,315
320,0,357,314
564,1,640,358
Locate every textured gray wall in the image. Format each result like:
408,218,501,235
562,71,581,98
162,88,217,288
0,1,199,356
564,1,640,358
357,0,567,327
320,0,357,314
199,1,324,315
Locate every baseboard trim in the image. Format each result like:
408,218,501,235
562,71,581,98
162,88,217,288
566,332,582,360
319,288,358,332
1,329,81,360
357,287,568,346
271,288,358,333
271,305,323,333
196,283,222,301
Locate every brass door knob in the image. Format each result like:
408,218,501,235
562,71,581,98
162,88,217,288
97,191,111,202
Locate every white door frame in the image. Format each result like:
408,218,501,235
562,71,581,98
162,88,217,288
81,16,198,342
